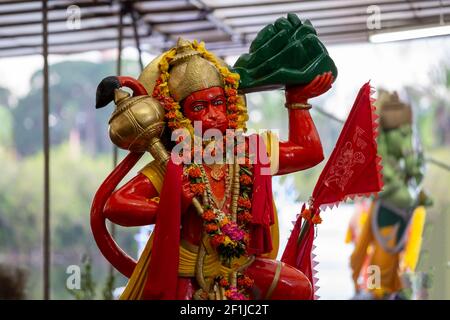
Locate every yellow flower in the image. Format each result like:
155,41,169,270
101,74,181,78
223,236,233,246
219,217,229,227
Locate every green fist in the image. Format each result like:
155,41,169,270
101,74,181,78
233,13,338,92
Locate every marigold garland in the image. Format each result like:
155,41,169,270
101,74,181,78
185,144,254,264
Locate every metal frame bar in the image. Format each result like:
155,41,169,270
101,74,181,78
188,0,242,42
41,0,50,301
129,1,145,71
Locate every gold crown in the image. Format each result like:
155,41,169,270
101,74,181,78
376,90,412,129
168,38,223,101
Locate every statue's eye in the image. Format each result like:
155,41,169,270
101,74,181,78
212,99,225,106
192,104,205,112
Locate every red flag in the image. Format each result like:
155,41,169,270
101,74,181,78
281,82,383,297
312,82,383,207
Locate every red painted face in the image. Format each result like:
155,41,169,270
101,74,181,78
182,86,228,134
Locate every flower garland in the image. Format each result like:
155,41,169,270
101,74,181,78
185,139,254,300
185,142,253,264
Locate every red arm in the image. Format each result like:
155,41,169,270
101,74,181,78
104,173,159,227
91,151,143,277
104,173,195,227
277,109,324,175
276,72,333,175
91,76,160,277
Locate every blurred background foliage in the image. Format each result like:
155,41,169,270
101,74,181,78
0,56,449,299
0,59,147,299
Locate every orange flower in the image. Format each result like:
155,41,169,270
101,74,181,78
228,120,238,129
163,96,174,105
226,88,237,96
205,223,218,233
227,104,237,112
238,275,254,289
239,174,252,186
227,96,238,104
225,76,236,84
202,209,216,222
311,213,322,224
188,166,202,178
210,234,225,248
301,208,312,220
219,278,229,287
163,102,176,111
190,183,205,195
227,113,238,121
238,211,252,224
166,111,177,120
238,197,252,209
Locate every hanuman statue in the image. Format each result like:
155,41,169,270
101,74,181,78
92,14,337,300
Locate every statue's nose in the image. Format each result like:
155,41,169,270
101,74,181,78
207,104,219,120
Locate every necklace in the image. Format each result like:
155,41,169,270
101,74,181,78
205,163,226,181
200,164,232,211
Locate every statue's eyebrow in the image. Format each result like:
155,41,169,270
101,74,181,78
190,94,225,104
190,99,208,103
211,94,226,100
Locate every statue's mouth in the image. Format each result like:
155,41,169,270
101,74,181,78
202,120,228,130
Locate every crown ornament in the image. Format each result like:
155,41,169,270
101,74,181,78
168,38,224,102
377,90,412,130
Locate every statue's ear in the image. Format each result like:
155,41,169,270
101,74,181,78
95,76,121,109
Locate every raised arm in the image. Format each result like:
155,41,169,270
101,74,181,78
276,72,333,175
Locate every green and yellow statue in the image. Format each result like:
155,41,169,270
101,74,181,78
347,90,432,299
